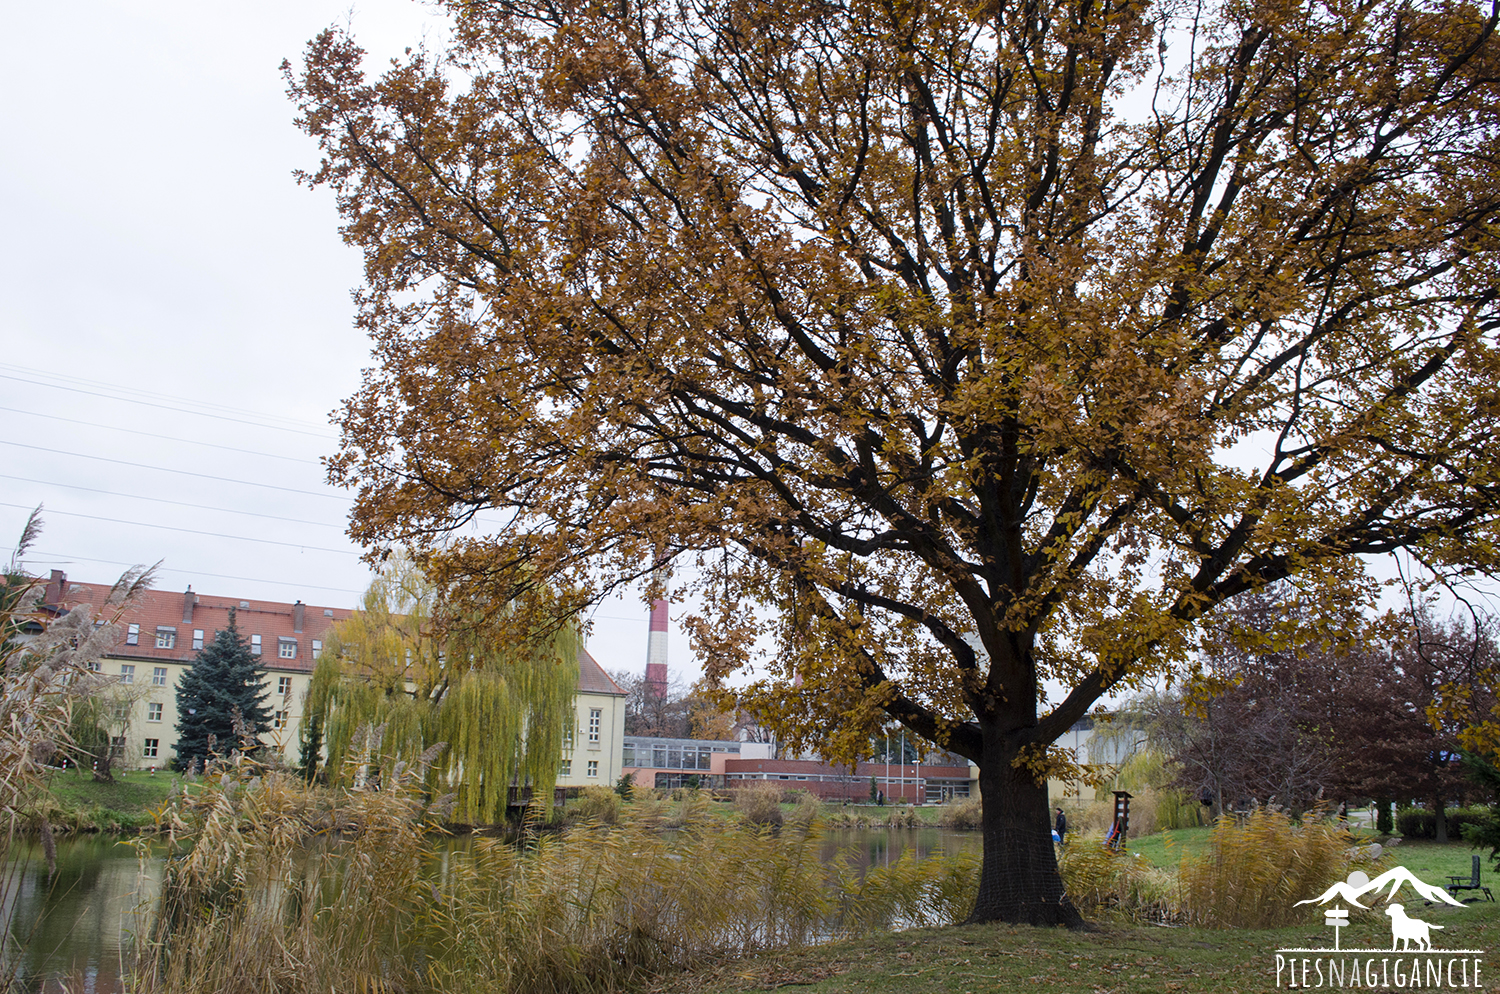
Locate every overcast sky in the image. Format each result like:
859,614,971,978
0,1,681,681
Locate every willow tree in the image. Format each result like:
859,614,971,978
291,0,1500,924
301,558,578,823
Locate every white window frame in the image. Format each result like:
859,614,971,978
278,638,297,660
277,676,292,696
192,629,204,650
311,639,322,659
273,710,287,730
559,759,572,777
147,702,163,723
588,708,601,743
587,760,599,778
126,623,139,646
155,626,176,649
152,666,168,687
119,664,135,685
143,738,159,759
250,634,262,656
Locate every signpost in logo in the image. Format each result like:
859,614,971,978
1274,866,1484,988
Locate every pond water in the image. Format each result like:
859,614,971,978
1,826,981,993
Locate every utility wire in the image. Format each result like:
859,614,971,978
0,362,330,432
0,502,359,556
0,474,345,529
0,440,351,500
20,551,366,596
0,372,334,439
0,406,322,464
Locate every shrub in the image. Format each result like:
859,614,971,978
565,785,622,825
1057,836,1178,922
733,781,784,826
1178,807,1383,929
937,796,982,830
1394,806,1492,840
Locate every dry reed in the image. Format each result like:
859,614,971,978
132,754,979,994
1178,807,1382,929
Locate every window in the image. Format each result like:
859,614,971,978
126,623,139,645
110,736,126,756
278,638,297,660
153,666,168,686
273,711,287,730
250,634,262,656
155,626,176,649
86,660,101,673
119,664,135,685
559,759,572,777
587,760,599,778
621,744,634,766
147,702,163,723
143,739,159,759
311,639,322,660
588,709,601,743
192,629,204,650
112,703,130,721
277,676,292,696
563,724,574,748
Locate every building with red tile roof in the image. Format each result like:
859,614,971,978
40,570,627,779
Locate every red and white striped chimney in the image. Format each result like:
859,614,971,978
645,598,669,698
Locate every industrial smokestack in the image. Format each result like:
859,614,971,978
645,598,668,698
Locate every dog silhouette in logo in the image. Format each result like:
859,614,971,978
1386,903,1444,950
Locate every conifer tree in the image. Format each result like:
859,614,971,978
173,609,271,769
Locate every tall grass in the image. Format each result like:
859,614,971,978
133,753,979,994
1178,807,1382,929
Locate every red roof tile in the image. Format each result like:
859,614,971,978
53,580,352,673
578,648,626,696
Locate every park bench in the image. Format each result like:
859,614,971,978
1447,855,1495,903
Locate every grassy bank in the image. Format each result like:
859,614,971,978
29,768,180,832
650,900,1500,994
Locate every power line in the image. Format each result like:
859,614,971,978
0,440,352,500
0,474,345,529
0,501,359,556
0,362,330,432
0,372,334,439
0,406,322,464
20,551,366,596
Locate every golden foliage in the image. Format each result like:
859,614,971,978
289,0,1500,920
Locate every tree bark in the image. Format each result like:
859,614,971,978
965,729,1085,927
1434,798,1448,845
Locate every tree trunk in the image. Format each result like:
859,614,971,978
965,732,1085,927
1434,798,1448,844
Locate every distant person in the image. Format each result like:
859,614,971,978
1054,807,1067,844
1338,801,1348,822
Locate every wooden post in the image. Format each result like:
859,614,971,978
1111,791,1133,849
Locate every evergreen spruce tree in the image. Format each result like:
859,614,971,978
173,609,272,769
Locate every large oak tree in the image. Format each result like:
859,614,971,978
290,0,1500,924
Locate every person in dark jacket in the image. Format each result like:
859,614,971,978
1054,807,1067,844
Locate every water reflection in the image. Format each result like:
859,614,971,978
2,838,159,994
1,826,980,992
819,827,982,877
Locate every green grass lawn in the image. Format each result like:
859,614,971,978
652,836,1500,994
38,767,181,831
646,832,1500,993
651,905,1500,994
